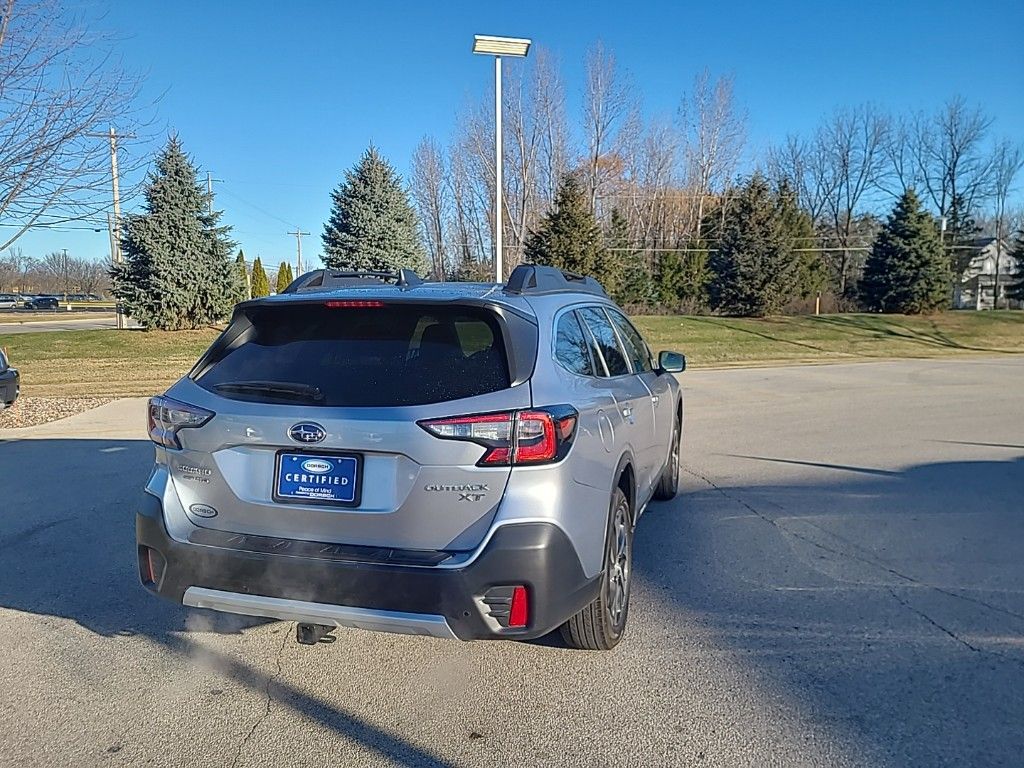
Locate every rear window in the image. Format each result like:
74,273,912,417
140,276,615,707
195,303,511,406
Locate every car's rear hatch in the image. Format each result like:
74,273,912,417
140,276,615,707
163,297,536,553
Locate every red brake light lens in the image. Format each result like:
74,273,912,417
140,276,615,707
418,407,576,466
514,411,557,463
325,299,385,308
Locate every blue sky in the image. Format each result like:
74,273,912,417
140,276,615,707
20,0,1024,267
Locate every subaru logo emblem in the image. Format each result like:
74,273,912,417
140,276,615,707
289,422,326,444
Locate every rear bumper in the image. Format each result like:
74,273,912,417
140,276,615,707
136,494,600,641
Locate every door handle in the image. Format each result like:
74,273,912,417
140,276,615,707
651,395,660,405
622,407,632,419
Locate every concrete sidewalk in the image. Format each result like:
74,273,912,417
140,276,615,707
0,397,148,440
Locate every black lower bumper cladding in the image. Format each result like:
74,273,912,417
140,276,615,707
136,495,599,641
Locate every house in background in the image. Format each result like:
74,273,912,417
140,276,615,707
954,237,1022,310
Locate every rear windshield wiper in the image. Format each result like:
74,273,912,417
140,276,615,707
212,381,325,402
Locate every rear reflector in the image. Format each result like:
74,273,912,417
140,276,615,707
325,299,385,308
509,586,529,628
139,546,164,586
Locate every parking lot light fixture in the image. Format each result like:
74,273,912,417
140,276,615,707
472,34,531,283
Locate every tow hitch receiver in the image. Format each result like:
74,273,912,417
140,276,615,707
296,622,336,645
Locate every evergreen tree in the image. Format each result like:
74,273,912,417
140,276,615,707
455,253,493,282
235,251,250,302
322,146,428,274
606,208,653,308
777,181,826,300
525,176,604,277
946,194,981,283
860,189,950,314
111,136,238,329
707,174,800,316
656,250,687,310
276,261,292,294
597,208,630,299
251,257,270,298
1006,232,1024,302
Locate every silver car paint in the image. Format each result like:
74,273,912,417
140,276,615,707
147,286,682,584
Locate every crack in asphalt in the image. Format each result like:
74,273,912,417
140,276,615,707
231,629,289,768
885,588,981,652
685,467,1024,630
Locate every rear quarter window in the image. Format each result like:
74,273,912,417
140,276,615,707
554,312,595,376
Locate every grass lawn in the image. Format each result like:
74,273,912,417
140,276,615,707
1,312,1022,398
0,329,218,397
633,311,1024,366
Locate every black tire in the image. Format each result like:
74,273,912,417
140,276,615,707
560,487,632,651
653,415,681,501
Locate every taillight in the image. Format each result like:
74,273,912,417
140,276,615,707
418,406,577,466
147,396,214,449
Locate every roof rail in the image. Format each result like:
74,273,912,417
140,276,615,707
503,264,607,297
282,269,424,294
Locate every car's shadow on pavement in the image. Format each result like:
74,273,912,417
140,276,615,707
633,452,1024,766
0,437,458,768
4,436,1024,766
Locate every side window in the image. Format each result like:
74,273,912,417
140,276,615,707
554,312,595,376
579,307,630,377
608,310,652,373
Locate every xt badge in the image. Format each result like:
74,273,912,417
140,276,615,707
425,483,489,502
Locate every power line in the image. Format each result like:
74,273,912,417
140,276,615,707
219,188,298,229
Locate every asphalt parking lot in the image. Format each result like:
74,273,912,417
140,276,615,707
1,357,1022,767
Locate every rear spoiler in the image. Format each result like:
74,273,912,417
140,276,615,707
283,269,424,294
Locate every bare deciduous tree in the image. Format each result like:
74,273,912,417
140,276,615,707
767,135,832,223
410,136,449,280
582,41,638,216
902,97,993,219
71,256,108,295
820,105,890,293
989,140,1024,309
0,0,144,250
679,70,746,239
447,112,493,274
533,50,570,208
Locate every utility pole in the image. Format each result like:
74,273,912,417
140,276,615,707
61,249,69,303
288,229,310,275
88,125,134,329
206,171,223,215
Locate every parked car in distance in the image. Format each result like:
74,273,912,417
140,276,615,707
0,349,19,409
138,265,687,651
23,296,60,310
0,293,22,309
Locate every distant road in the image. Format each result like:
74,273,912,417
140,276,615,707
0,316,138,334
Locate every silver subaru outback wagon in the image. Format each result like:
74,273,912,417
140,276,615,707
137,264,685,650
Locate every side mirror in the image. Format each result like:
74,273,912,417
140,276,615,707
658,351,686,374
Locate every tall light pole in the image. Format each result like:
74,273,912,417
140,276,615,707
472,34,531,283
